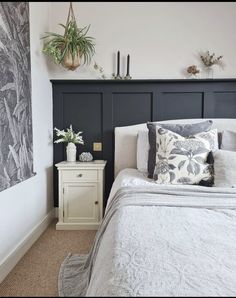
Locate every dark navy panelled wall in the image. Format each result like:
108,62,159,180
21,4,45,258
51,79,236,207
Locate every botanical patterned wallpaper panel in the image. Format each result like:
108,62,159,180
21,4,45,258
0,2,34,192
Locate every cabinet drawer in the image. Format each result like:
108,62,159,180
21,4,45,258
62,170,98,182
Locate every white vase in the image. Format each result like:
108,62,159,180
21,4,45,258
66,142,77,162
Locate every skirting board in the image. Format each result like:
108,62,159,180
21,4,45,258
0,208,56,283
56,222,100,230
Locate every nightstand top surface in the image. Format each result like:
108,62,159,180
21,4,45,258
55,160,107,169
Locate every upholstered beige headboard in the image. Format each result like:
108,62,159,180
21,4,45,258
114,118,236,178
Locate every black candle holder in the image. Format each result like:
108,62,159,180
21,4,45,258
113,51,132,80
124,54,132,80
114,50,122,79
114,74,122,80
124,74,132,80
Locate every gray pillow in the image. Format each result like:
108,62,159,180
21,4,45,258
214,150,236,187
221,130,236,151
147,120,213,178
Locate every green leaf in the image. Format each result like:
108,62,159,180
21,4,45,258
41,20,95,67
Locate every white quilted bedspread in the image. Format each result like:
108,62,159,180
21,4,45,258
59,169,236,297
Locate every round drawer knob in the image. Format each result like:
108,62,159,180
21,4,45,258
95,201,99,205
77,174,83,178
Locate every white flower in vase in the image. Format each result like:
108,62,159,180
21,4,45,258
54,125,84,162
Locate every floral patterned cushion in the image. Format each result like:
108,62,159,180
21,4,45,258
153,127,216,185
147,120,213,178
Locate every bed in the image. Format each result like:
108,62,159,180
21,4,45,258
59,118,236,297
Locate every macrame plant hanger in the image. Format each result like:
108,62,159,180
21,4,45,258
64,2,76,35
63,2,81,70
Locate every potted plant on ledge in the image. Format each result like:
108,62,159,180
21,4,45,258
42,2,95,70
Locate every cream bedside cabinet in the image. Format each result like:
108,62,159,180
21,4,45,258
55,160,106,230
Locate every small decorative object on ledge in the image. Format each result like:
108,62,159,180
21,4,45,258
42,2,95,71
186,65,200,78
124,54,132,80
200,50,223,79
114,50,122,79
54,125,84,162
79,152,93,162
94,62,106,79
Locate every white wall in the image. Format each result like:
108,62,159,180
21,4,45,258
0,2,53,273
1,1,236,280
47,2,236,79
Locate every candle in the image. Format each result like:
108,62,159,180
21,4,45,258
127,54,130,76
117,51,120,75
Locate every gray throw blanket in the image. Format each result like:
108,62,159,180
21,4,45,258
58,185,236,297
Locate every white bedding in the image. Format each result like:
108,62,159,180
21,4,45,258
59,169,236,297
107,168,230,205
108,168,155,202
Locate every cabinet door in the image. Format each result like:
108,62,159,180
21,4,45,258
63,183,99,223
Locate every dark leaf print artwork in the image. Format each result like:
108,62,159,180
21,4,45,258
0,2,34,192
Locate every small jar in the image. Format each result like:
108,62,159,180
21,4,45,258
204,66,214,79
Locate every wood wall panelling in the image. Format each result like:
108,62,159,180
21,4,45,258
51,79,236,207
204,92,236,118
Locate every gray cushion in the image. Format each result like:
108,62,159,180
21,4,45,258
147,120,213,178
214,150,236,187
221,130,236,151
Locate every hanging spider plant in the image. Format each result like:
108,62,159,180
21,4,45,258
41,4,95,70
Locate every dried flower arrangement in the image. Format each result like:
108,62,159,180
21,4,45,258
187,65,200,76
200,51,223,68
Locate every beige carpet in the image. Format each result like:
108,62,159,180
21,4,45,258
0,220,96,297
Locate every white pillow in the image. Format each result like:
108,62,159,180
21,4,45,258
221,130,236,151
137,130,149,173
214,150,236,187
